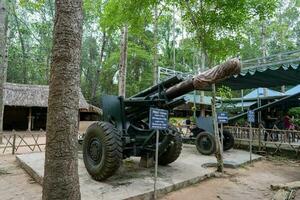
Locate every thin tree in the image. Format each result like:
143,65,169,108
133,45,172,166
153,4,158,85
42,0,83,199
0,0,8,144
118,25,128,97
91,31,107,103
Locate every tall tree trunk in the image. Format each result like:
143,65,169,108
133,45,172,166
153,5,158,85
212,84,223,173
13,6,27,83
118,25,128,97
172,3,176,70
261,20,267,61
42,0,83,199
0,0,8,144
200,50,205,117
91,31,107,102
45,53,50,83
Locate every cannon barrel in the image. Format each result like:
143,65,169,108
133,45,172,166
123,58,241,122
164,58,241,99
130,75,184,98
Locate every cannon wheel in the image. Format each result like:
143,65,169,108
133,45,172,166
83,121,122,181
158,127,182,165
195,132,216,155
223,130,234,151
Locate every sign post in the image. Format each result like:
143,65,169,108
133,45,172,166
149,108,169,199
247,110,255,163
217,112,228,156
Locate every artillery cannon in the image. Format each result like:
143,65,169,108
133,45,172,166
82,58,241,181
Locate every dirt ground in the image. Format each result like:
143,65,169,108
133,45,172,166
0,154,42,200
161,157,300,200
0,154,299,200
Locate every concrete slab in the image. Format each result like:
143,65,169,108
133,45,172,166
16,144,261,200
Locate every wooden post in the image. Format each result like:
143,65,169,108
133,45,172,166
12,132,16,155
27,107,32,131
200,104,205,117
211,84,223,172
193,90,196,119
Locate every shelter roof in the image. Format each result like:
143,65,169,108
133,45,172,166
285,85,300,95
243,88,284,99
3,82,89,109
216,63,300,90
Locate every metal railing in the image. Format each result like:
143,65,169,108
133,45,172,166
158,49,300,81
241,49,300,69
225,124,300,155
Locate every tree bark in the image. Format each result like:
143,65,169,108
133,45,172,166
42,0,83,199
172,3,176,70
0,0,8,143
91,31,107,102
261,20,267,61
152,5,158,85
118,25,128,97
212,84,224,173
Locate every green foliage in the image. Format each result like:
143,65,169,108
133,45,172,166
288,107,300,127
178,0,278,66
217,86,232,100
4,0,300,108
288,107,300,118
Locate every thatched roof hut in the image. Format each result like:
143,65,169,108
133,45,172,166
2,82,101,131
3,82,89,109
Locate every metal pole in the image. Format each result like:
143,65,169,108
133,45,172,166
249,122,252,163
157,67,161,84
200,51,205,117
154,129,159,199
257,89,261,123
241,89,244,112
193,90,196,119
221,123,224,155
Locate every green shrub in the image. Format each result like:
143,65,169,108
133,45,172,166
288,107,300,118
288,107,300,127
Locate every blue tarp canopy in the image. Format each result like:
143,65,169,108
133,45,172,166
234,101,256,108
286,85,300,95
216,63,300,90
243,88,284,98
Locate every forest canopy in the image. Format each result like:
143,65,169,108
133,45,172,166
5,0,300,104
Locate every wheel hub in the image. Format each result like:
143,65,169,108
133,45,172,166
199,136,212,150
88,139,102,162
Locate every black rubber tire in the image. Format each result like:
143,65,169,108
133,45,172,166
223,130,234,151
83,121,122,181
158,128,183,165
195,132,216,155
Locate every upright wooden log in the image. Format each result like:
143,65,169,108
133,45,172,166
212,83,223,172
42,0,83,199
27,107,32,131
